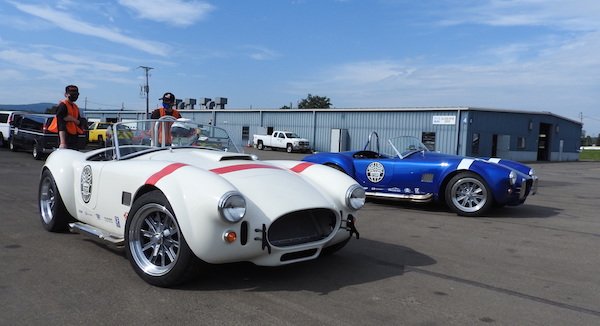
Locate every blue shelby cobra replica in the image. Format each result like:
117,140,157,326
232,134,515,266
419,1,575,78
303,132,538,217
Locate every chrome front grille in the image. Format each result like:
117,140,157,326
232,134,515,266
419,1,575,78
268,208,336,247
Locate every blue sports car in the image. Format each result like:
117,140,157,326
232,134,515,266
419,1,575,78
303,132,538,217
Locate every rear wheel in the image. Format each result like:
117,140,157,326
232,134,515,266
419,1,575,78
257,141,264,150
9,138,17,152
39,169,72,232
125,190,200,287
0,133,4,147
445,172,493,217
286,144,293,153
33,142,43,160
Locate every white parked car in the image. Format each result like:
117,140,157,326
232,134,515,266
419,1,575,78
39,118,365,287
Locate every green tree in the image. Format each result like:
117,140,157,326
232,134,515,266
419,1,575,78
297,94,332,109
279,105,291,110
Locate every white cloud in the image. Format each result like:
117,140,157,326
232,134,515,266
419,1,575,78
9,1,167,56
118,0,214,27
441,0,600,31
243,46,280,61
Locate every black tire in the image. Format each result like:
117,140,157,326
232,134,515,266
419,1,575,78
33,142,43,160
9,138,17,152
257,141,264,150
125,190,201,287
39,169,72,232
286,144,293,153
321,237,351,256
0,134,4,147
445,172,493,217
325,163,347,174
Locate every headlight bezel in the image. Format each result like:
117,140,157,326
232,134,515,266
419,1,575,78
346,184,366,210
218,191,246,223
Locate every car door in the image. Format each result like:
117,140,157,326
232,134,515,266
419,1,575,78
351,157,396,192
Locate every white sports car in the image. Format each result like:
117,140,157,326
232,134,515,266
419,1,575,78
39,118,365,287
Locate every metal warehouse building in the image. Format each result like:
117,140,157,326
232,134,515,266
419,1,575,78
85,107,582,162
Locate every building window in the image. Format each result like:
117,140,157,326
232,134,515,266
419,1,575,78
422,132,436,151
472,133,480,155
517,137,526,150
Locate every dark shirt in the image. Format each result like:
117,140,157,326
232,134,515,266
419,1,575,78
55,102,69,132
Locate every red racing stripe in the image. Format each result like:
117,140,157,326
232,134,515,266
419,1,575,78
145,163,188,185
290,162,313,173
210,163,281,174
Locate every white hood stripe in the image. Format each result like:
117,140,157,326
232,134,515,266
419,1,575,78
488,158,501,163
457,158,474,170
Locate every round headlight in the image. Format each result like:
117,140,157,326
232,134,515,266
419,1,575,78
218,192,246,223
346,184,366,210
509,171,517,185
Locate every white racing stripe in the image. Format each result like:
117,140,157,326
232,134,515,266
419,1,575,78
457,158,474,170
488,158,501,163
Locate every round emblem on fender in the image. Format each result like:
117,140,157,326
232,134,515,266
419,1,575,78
81,165,92,203
366,162,385,183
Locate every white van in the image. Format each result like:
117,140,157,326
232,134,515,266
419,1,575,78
0,110,24,147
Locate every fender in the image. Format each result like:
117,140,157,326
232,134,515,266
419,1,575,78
43,149,87,218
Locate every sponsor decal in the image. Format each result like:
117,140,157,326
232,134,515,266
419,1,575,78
404,188,412,194
96,213,101,220
366,162,385,183
114,216,121,228
388,187,402,193
80,165,92,203
415,187,421,194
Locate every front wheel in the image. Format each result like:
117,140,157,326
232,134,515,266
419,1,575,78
39,169,72,232
125,190,200,287
445,172,493,217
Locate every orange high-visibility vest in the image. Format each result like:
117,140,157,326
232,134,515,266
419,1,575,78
48,100,84,135
156,108,181,144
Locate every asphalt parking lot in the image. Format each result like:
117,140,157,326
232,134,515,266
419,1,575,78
1,146,599,325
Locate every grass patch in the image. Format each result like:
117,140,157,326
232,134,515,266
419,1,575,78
579,149,600,161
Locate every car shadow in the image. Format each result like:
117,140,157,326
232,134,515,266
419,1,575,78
179,238,436,293
366,198,561,219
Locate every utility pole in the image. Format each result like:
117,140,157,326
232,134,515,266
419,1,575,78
138,66,153,118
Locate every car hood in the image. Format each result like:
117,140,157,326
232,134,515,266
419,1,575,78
142,149,335,217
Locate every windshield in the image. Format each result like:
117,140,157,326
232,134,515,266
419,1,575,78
105,118,239,159
384,136,429,158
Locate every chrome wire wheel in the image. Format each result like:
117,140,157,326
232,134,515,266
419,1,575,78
450,176,487,214
39,175,56,225
128,203,182,277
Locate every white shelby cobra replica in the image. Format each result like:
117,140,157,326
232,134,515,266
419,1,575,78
39,118,365,287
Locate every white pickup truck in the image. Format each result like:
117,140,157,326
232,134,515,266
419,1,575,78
253,131,311,153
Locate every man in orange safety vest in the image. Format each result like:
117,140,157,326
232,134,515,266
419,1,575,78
48,85,84,149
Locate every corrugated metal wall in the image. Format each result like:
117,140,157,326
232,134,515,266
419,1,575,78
84,107,581,160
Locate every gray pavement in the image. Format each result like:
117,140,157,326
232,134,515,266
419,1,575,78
1,146,599,325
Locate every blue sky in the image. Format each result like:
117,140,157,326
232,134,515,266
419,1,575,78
1,0,599,135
